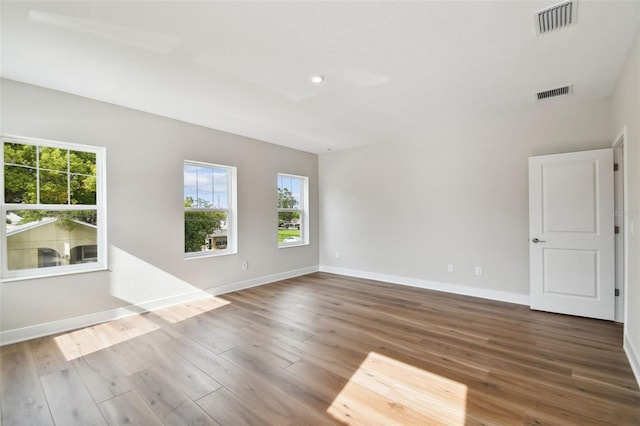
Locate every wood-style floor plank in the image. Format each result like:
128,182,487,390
97,391,163,426
167,337,336,425
0,345,54,426
126,367,193,420
70,347,132,404
29,336,70,377
1,272,639,425
160,398,219,426
197,387,269,426
40,367,107,425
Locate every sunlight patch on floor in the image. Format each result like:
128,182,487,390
54,314,160,360
151,296,230,323
328,351,467,425
54,296,230,360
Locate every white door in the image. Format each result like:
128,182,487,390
529,148,615,320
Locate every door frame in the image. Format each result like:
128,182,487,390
612,126,628,324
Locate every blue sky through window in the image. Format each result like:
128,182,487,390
184,164,229,209
277,174,302,207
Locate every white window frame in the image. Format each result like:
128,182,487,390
277,173,309,248
184,160,237,259
1,135,107,281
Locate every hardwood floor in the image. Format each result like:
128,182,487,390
1,272,639,425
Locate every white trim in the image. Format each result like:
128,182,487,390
624,333,640,387
612,126,629,325
278,242,310,249
210,265,318,295
0,296,192,347
319,265,530,306
1,134,105,154
0,265,319,346
0,266,108,283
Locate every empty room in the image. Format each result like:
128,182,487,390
1,1,639,424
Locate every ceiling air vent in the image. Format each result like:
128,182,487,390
536,85,573,101
535,1,577,35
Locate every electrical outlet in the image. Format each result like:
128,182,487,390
475,266,482,276
447,264,454,272
242,261,248,270
336,251,340,259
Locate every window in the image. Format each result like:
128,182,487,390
38,248,61,268
184,161,237,258
1,136,106,280
277,173,308,247
70,245,98,264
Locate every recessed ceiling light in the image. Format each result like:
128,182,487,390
310,75,324,84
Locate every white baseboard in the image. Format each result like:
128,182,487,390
319,265,530,306
624,333,640,388
0,265,319,346
0,306,142,347
211,265,319,296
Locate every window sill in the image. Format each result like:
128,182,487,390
1,265,108,283
278,242,309,249
184,250,237,260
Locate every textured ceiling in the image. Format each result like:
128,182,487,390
2,1,639,153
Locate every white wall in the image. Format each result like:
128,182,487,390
319,97,612,302
0,79,319,339
611,28,640,383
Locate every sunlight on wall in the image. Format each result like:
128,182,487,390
151,297,230,324
109,246,210,308
327,351,468,425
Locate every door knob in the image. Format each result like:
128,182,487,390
531,238,546,243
